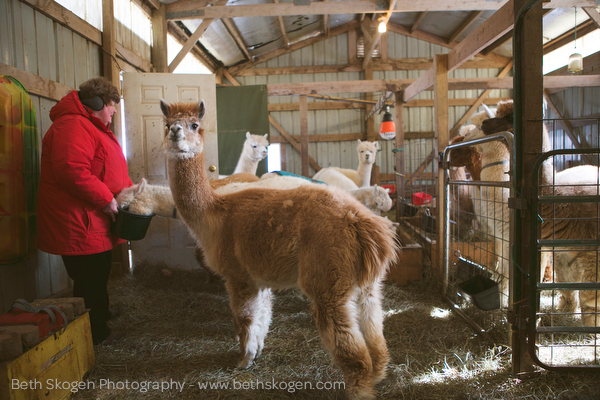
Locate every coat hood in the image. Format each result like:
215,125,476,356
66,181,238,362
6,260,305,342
50,90,110,132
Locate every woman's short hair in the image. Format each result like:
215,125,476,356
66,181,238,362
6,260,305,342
79,76,120,106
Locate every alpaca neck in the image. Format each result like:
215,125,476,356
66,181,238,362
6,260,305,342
167,153,216,222
233,152,258,175
356,161,373,187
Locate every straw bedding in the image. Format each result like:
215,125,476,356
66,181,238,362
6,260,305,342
69,259,600,400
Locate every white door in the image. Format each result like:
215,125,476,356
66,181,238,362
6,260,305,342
122,73,218,269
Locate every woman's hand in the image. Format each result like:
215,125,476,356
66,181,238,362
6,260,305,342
102,198,119,222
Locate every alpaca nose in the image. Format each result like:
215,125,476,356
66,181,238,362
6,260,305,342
168,125,184,141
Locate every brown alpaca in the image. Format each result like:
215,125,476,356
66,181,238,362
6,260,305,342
481,100,599,326
160,100,400,399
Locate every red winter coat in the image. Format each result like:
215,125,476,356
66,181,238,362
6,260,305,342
37,91,132,255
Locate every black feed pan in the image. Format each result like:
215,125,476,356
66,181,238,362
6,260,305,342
457,275,500,310
111,207,155,241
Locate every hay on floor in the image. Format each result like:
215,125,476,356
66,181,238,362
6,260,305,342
69,262,600,400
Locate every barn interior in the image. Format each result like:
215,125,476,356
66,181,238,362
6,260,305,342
1,0,600,398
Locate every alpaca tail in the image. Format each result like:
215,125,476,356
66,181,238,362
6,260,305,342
355,213,400,287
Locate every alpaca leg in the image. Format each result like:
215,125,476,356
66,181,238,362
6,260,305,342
578,257,599,327
311,293,374,400
554,252,577,314
356,281,389,385
225,280,271,369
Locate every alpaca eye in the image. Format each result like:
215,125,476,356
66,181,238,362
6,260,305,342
191,123,199,130
252,145,257,148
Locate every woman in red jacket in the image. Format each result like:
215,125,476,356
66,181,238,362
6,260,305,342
37,76,132,345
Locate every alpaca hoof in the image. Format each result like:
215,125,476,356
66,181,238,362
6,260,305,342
347,386,375,400
237,354,255,369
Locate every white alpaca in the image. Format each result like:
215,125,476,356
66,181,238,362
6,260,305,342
116,179,175,217
311,168,360,190
349,185,393,215
160,100,398,400
233,132,269,175
313,140,380,188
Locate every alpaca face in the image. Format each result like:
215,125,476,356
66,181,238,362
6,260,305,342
245,133,269,161
357,140,379,165
160,100,206,159
116,178,147,209
373,186,393,213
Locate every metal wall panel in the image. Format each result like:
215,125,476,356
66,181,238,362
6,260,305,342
0,0,105,309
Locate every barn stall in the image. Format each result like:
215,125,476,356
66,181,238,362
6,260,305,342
1,0,600,398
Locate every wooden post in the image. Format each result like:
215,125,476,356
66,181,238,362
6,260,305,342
299,95,309,177
151,3,168,72
512,0,543,376
102,0,129,275
434,54,449,280
394,94,405,223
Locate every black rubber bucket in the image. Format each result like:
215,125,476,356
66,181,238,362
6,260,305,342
457,275,500,310
111,207,155,241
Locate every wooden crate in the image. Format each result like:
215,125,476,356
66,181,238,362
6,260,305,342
386,229,423,286
0,313,95,400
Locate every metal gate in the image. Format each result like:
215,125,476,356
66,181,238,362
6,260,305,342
441,120,600,369
441,132,514,344
526,121,600,369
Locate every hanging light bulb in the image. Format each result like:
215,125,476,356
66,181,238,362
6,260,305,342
379,106,395,140
378,20,387,33
568,7,583,73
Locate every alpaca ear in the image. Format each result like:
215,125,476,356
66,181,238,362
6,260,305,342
263,134,268,139
373,185,379,194
385,188,390,193
246,132,251,139
374,141,380,150
134,178,147,196
160,99,170,118
197,100,206,122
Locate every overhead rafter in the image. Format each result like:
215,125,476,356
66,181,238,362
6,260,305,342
167,21,218,72
273,0,291,46
543,19,597,54
411,12,427,34
583,7,600,28
168,19,214,72
323,0,330,36
227,20,358,75
363,0,397,69
222,18,252,61
165,0,598,20
403,0,515,102
448,11,483,44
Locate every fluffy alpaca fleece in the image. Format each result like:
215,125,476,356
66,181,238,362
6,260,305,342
349,185,393,215
480,99,599,326
313,140,380,188
160,100,399,400
233,132,269,175
312,168,360,190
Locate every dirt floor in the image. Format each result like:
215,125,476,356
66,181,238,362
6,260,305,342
69,261,600,400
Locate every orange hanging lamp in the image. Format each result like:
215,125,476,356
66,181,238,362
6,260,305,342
379,106,396,140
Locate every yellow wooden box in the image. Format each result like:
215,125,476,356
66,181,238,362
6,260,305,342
0,312,95,400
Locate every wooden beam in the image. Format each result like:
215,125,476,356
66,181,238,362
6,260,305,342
449,60,513,137
227,20,358,75
269,131,434,143
584,7,600,29
0,62,72,101
403,0,514,102
116,43,153,72
269,116,321,171
144,0,160,10
448,11,484,44
434,53,449,273
167,21,217,72
222,18,252,61
268,75,600,96
543,20,597,55
165,0,598,19
543,90,588,154
300,95,309,176
273,0,291,45
102,0,122,147
411,12,427,34
363,0,397,69
151,3,168,72
394,96,405,203
168,19,214,73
